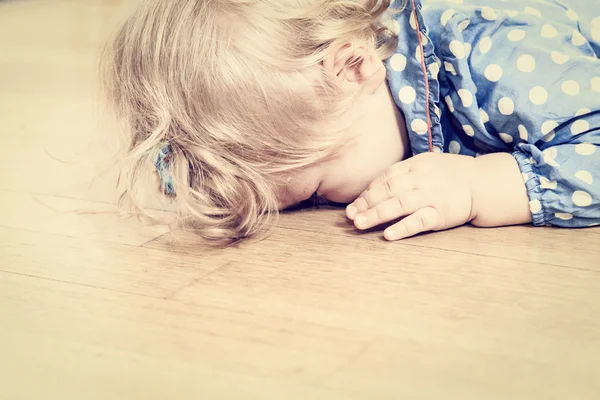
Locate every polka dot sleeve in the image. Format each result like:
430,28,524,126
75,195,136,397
415,0,600,227
386,0,600,226
513,128,600,228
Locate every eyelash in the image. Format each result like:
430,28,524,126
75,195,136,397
312,192,330,206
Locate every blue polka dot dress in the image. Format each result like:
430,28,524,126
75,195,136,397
386,0,600,228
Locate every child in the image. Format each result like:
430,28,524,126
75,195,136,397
102,0,600,245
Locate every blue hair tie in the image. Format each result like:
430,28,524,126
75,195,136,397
154,144,175,195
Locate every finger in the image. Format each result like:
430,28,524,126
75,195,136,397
348,175,415,219
354,191,422,230
383,206,439,241
346,197,367,220
366,163,412,193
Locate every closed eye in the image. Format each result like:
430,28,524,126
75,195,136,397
314,193,331,206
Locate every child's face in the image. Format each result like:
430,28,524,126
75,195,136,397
280,74,410,209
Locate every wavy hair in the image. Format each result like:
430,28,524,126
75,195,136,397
101,0,401,245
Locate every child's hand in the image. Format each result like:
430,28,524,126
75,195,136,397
346,152,477,240
346,152,533,240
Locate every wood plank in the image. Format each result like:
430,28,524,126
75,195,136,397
0,190,169,246
3,262,598,400
145,229,600,398
320,335,600,400
0,0,126,203
276,208,600,270
0,226,226,298
150,229,600,332
0,272,362,400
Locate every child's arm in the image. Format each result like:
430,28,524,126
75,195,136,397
346,140,599,239
345,151,528,240
469,152,532,228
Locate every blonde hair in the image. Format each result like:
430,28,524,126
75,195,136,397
101,0,399,246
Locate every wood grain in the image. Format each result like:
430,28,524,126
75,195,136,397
1,1,599,399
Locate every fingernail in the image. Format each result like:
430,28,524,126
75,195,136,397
355,214,367,228
346,205,357,219
384,229,397,241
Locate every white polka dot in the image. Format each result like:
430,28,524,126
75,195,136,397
529,199,542,213
575,143,596,156
572,31,586,46
415,45,423,61
551,51,570,65
409,12,417,30
441,9,456,26
445,96,455,112
420,34,429,46
458,19,470,32
506,10,519,18
575,108,591,117
463,124,475,137
411,119,428,135
543,147,560,167
429,61,440,79
389,20,401,35
572,190,592,207
540,177,557,190
390,54,407,72
479,37,492,54
518,125,528,141
499,133,513,143
575,170,593,185
449,140,461,154
464,43,472,57
571,120,590,135
555,213,573,221
498,97,514,115
529,86,548,105
444,61,457,75
480,108,489,123
561,80,580,96
433,146,443,153
458,89,473,107
399,86,417,104
522,173,529,183
541,120,558,135
481,7,497,21
566,8,579,21
484,64,503,82
434,105,441,118
449,40,465,59
592,16,600,41
592,77,600,92
517,54,536,72
541,24,558,38
524,7,541,17
507,29,526,42
592,26,600,42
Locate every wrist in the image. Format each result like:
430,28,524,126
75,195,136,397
469,156,487,225
469,153,532,227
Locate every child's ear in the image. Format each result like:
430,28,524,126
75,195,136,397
323,42,384,92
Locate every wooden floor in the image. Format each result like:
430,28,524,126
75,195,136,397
1,1,599,399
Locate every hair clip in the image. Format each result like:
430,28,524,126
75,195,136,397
153,143,175,195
